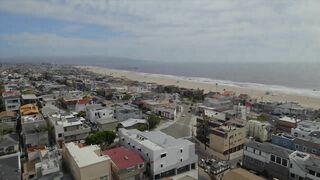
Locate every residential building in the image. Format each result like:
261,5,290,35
204,109,227,122
271,133,295,150
293,138,320,156
196,117,222,145
48,113,91,145
115,105,142,122
0,152,21,180
119,128,198,179
0,133,19,156
0,111,18,133
85,104,114,123
203,97,233,110
21,114,49,148
20,104,39,116
289,151,320,180
291,120,320,144
96,118,118,132
153,105,177,120
276,116,301,132
2,91,21,112
4,83,18,91
62,142,112,180
243,140,293,180
118,118,148,130
246,120,272,142
21,94,38,105
102,146,145,180
23,146,63,180
209,125,246,161
273,102,307,116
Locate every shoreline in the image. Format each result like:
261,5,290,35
78,65,320,109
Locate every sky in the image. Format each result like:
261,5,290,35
0,0,320,62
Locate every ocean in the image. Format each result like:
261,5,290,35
1,56,320,95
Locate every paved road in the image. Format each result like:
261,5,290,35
161,105,195,138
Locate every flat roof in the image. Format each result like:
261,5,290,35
65,142,110,168
120,118,147,128
21,94,37,100
279,116,301,123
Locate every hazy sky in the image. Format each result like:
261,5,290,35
0,0,320,62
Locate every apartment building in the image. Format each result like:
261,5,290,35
62,142,112,180
209,125,246,161
243,140,293,180
0,111,18,133
48,113,91,145
118,128,198,179
247,120,272,142
2,91,21,112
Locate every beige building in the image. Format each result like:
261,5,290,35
209,125,246,161
63,142,111,180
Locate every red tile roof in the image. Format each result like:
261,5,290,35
102,146,144,169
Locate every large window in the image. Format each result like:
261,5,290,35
161,153,167,158
309,170,315,176
271,155,275,162
276,157,281,164
282,159,288,167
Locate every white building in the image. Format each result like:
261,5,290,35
118,128,198,180
85,104,114,123
21,114,49,147
289,151,320,180
48,113,91,145
2,91,21,112
204,109,226,121
291,120,320,144
153,106,177,120
247,120,272,142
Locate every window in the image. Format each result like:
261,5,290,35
122,138,125,141
160,164,163,168
312,149,317,154
290,173,295,178
271,155,275,162
180,149,183,153
139,164,144,169
295,144,299,149
253,149,256,153
299,176,303,180
303,146,307,151
180,158,183,162
290,163,292,168
58,133,62,138
132,145,135,148
161,153,167,158
276,157,281,164
317,173,320,177
146,153,149,157
309,170,315,176
138,148,141,152
282,159,288,167
259,151,261,155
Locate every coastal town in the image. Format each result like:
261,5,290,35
1,63,320,180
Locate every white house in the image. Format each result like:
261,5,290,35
291,120,320,144
204,109,226,121
289,151,320,180
85,104,114,123
118,128,198,180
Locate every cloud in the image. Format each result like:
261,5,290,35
0,0,320,62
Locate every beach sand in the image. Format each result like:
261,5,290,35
78,66,320,109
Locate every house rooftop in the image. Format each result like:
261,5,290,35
0,111,17,119
278,116,301,124
0,153,21,180
20,104,39,116
120,118,147,128
245,140,293,159
21,94,37,100
120,128,193,151
102,146,144,169
64,142,110,168
0,133,19,148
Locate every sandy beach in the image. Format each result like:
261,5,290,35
79,66,320,109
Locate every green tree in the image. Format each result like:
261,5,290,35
77,111,86,118
147,114,161,130
85,131,116,148
122,93,132,101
